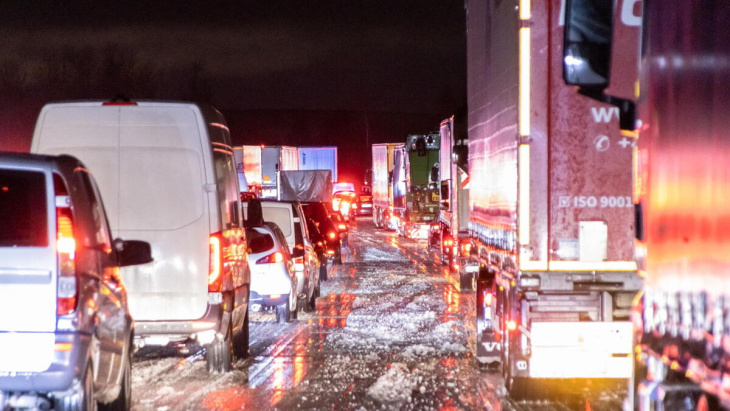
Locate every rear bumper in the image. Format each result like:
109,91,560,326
250,291,288,306
134,303,224,344
0,333,89,393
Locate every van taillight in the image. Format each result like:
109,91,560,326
208,233,223,292
56,207,77,316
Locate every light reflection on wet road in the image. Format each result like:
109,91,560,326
130,218,625,411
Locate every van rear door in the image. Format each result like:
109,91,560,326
0,167,57,372
117,105,209,321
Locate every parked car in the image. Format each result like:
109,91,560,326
244,200,320,312
356,193,373,216
246,222,297,323
302,202,341,264
0,153,153,410
31,99,251,373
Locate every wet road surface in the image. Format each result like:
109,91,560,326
130,218,626,410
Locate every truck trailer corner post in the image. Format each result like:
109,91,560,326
467,0,642,399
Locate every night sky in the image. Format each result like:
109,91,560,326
0,1,466,187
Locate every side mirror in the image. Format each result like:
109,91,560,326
440,201,450,211
563,0,613,88
430,164,440,184
292,245,305,258
114,239,154,267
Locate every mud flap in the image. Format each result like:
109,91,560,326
476,267,500,365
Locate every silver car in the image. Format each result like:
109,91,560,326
0,153,152,410
246,223,297,323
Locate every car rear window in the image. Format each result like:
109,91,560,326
246,229,275,254
0,169,48,247
261,206,292,237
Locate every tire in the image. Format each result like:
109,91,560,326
206,324,233,373
275,300,290,324
506,376,533,401
57,364,96,411
319,259,328,281
232,310,250,360
305,281,318,312
99,350,131,411
459,271,473,292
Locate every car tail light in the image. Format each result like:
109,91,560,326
443,238,454,247
56,207,77,316
293,256,305,272
460,242,472,257
208,233,223,292
431,224,440,232
256,251,283,264
326,249,335,255
337,223,347,231
507,320,518,331
328,231,337,240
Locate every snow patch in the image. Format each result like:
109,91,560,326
367,363,417,404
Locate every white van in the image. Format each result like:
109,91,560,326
31,100,251,372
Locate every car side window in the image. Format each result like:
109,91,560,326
78,170,113,252
213,150,242,229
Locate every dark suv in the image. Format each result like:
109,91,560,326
0,153,152,410
302,202,342,265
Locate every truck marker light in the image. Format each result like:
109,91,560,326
485,293,493,305
507,320,518,331
54,343,73,352
269,294,281,300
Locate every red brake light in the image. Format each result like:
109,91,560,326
338,223,347,230
102,101,137,106
56,206,77,316
256,251,284,265
208,233,222,292
328,231,336,240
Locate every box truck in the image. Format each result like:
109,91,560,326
298,146,338,183
435,116,475,290
233,145,263,196
371,143,402,229
261,146,298,199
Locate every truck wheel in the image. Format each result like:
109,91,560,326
275,302,290,324
206,324,233,373
319,261,328,281
57,363,96,411
459,271,473,292
506,376,533,401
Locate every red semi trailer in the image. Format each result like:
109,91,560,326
563,0,730,408
467,0,643,398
